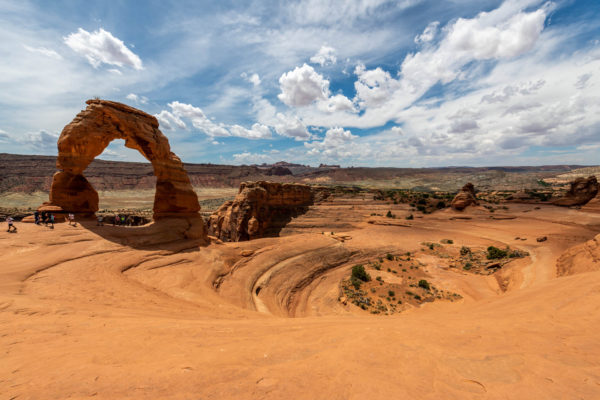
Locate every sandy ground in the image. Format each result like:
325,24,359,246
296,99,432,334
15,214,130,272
1,197,600,399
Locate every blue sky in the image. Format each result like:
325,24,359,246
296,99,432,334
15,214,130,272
0,0,599,167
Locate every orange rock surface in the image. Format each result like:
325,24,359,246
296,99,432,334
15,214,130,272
451,182,479,210
43,99,201,218
207,181,313,241
552,175,598,206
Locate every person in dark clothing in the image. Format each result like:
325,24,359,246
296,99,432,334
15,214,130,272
34,211,40,225
49,213,54,229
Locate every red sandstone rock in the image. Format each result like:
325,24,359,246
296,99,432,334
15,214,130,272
451,183,479,211
552,176,598,207
41,100,201,221
207,181,313,241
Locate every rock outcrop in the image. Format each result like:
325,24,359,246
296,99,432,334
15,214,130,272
556,233,600,276
207,181,313,241
451,183,479,211
42,99,200,220
552,176,598,207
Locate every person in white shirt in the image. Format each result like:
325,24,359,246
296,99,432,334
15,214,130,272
6,216,16,232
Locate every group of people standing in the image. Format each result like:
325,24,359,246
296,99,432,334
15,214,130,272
33,211,55,228
6,211,148,232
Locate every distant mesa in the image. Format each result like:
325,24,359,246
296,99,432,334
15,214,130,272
207,181,313,241
319,163,341,169
451,182,479,211
39,99,205,236
552,176,598,207
264,165,292,176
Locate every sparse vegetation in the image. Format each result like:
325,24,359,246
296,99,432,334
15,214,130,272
418,279,430,290
487,246,508,259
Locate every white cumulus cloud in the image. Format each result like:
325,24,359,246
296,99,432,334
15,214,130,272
64,28,143,70
310,45,337,66
278,63,330,107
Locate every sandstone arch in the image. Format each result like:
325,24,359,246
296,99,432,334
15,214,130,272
45,99,200,219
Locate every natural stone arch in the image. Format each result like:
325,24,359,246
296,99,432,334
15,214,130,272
45,99,200,219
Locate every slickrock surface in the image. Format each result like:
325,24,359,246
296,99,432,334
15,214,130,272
451,182,479,210
43,100,201,219
2,195,600,399
207,181,313,241
552,175,598,206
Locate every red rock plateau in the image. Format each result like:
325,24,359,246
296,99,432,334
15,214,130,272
207,181,313,241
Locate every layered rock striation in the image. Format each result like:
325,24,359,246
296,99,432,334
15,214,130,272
207,181,313,241
552,176,598,207
451,183,479,211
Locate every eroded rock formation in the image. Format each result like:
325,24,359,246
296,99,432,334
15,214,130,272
207,181,313,241
552,176,598,207
451,183,479,211
556,233,600,276
42,99,202,222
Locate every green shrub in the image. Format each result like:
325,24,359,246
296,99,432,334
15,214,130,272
487,246,507,259
388,290,395,297
460,246,471,256
386,210,394,218
414,294,422,300
386,253,394,261
463,262,472,270
428,243,434,250
406,214,414,220
436,201,446,209
418,279,430,290
351,264,371,282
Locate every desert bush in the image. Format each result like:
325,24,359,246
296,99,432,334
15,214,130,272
352,264,371,282
418,279,430,290
388,290,395,297
417,198,427,205
386,210,394,218
487,246,507,259
460,246,471,256
463,262,472,270
386,253,394,261
406,214,414,220
436,201,446,209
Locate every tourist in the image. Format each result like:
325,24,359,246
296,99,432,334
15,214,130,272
49,213,54,229
120,215,126,225
97,214,104,226
68,213,75,226
6,216,17,233
41,211,48,225
34,210,40,225
114,215,119,226
126,215,134,226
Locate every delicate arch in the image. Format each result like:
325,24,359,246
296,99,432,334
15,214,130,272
46,99,200,218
